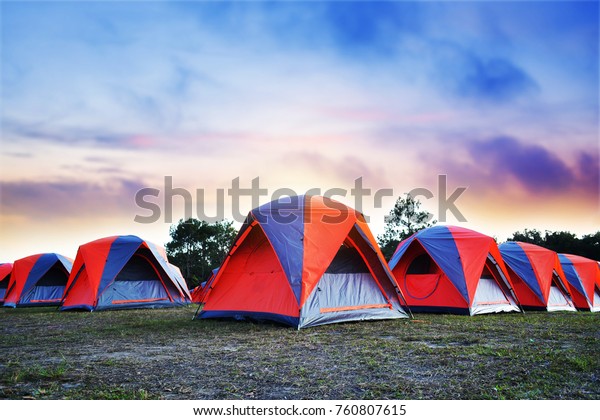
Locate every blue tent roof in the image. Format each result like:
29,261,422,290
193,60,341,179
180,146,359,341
250,195,305,304
499,242,544,303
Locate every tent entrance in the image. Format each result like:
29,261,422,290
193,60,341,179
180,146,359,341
297,242,405,328
0,276,8,300
404,252,441,300
317,246,391,314
547,285,576,311
98,253,171,307
471,266,519,315
23,262,69,305
592,287,600,313
547,272,576,312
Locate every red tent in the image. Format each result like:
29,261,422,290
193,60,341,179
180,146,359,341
499,242,575,311
191,268,219,304
0,263,13,304
61,235,190,311
389,225,520,315
559,254,600,312
197,195,409,328
3,254,72,308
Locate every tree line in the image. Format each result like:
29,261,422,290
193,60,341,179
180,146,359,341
374,193,599,261
505,229,600,261
165,195,599,286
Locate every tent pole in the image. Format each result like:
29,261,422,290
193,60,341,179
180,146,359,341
193,303,203,320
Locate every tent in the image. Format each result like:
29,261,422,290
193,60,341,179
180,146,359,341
169,263,187,293
189,285,200,302
3,254,72,308
499,242,575,312
388,225,520,315
558,254,600,312
191,268,219,304
197,195,409,328
60,235,191,311
0,263,14,304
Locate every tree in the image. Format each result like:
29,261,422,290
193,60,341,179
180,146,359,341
165,218,237,288
543,231,579,253
508,228,544,246
579,232,600,260
506,229,600,260
377,193,437,260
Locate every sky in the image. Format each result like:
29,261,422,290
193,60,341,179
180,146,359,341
1,1,599,262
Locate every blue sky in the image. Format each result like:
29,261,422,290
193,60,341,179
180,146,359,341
1,1,598,261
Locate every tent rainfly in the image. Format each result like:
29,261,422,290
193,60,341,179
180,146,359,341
197,195,409,328
499,242,575,312
60,235,190,311
558,254,600,312
388,225,520,315
3,254,72,308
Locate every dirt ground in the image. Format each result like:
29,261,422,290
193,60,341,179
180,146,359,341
0,306,598,399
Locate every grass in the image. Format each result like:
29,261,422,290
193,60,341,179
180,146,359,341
65,386,155,400
0,306,598,399
5,360,69,383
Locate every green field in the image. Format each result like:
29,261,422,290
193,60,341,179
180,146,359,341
0,306,598,399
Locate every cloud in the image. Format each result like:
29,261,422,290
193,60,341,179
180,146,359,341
442,136,599,198
3,118,244,154
433,44,539,103
460,57,538,102
318,106,453,126
0,178,146,219
2,151,32,158
2,118,154,150
576,151,600,194
469,136,576,192
322,2,422,54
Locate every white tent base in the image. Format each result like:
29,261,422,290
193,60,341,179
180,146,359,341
470,277,520,316
547,285,576,312
591,289,600,313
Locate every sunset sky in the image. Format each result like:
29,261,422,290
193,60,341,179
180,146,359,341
1,1,599,262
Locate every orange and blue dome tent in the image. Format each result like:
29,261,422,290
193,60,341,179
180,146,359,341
60,235,191,311
0,263,14,304
3,254,72,308
388,225,520,315
499,242,575,312
196,195,409,328
558,253,600,312
191,267,219,304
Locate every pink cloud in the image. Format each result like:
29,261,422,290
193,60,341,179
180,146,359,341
319,106,452,125
127,135,156,148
